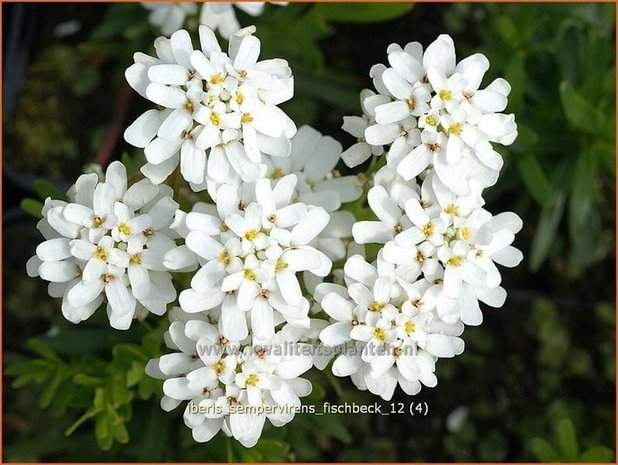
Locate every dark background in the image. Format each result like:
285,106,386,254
3,2,616,462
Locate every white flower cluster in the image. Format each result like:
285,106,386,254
142,2,287,39
146,307,319,447
26,26,523,448
316,35,523,400
124,25,295,194
27,162,178,329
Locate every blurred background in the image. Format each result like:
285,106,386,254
2,2,616,462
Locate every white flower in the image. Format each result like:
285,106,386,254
168,176,332,342
200,2,288,40
27,162,178,329
141,2,288,40
124,25,296,191
146,309,313,447
142,2,198,36
347,34,517,196
315,255,464,401
341,89,386,167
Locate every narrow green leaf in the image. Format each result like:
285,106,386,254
64,404,104,436
26,339,64,364
529,187,567,270
568,150,597,238
579,445,615,462
516,153,553,207
20,198,44,220
557,419,579,461
529,438,561,462
560,81,606,136
33,179,66,201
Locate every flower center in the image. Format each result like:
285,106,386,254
447,255,463,267
425,115,437,126
415,250,425,263
245,373,259,387
439,89,452,101
211,73,224,85
448,122,462,135
93,215,104,227
219,250,231,266
405,320,416,333
369,301,385,312
267,214,277,224
239,70,248,78
235,92,244,105
271,167,284,179
210,112,220,126
422,222,433,238
406,97,416,110
460,227,470,240
444,204,460,216
244,229,258,241
129,253,142,265
213,361,225,375
373,327,387,342
275,258,288,273
95,246,107,261
102,273,113,284
118,223,131,235
185,101,194,112
241,112,253,124
244,268,257,281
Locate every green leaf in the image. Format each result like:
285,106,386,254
313,3,413,23
253,439,290,460
516,153,553,207
65,404,104,436
26,339,64,364
529,185,567,270
33,179,66,201
39,371,64,409
20,198,44,220
568,150,597,238
580,445,615,462
560,81,606,136
530,437,561,462
557,418,579,461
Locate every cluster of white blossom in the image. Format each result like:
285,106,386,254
317,34,523,400
124,25,295,194
27,26,523,448
26,162,178,329
145,307,317,447
142,2,287,38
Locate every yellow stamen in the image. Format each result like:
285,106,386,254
461,227,470,240
219,250,231,266
406,97,416,111
244,229,258,241
236,92,244,105
275,258,288,273
213,361,225,375
444,204,460,216
129,253,142,265
271,167,284,179
241,112,253,124
95,246,107,261
239,70,248,78
439,89,452,101
369,301,385,313
448,122,462,135
373,327,387,342
211,73,224,84
244,268,256,281
185,101,194,112
422,222,433,238
425,115,437,126
447,255,463,267
245,373,259,387
404,320,416,333
118,223,131,236
210,112,220,126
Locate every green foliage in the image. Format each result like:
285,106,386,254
474,3,616,277
530,419,615,463
6,324,165,451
